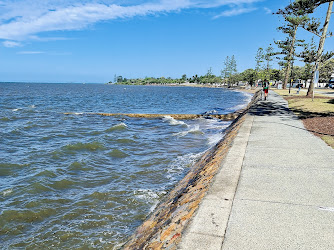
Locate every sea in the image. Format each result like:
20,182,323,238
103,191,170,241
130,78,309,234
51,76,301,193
0,83,252,249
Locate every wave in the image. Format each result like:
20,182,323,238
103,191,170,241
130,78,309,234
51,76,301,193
108,149,129,158
49,179,76,190
207,134,223,146
202,109,219,116
1,208,57,223
0,117,10,122
173,125,204,137
63,141,106,151
162,116,189,127
0,163,29,176
28,182,53,194
166,152,204,181
105,122,128,132
2,189,13,197
68,161,93,171
133,189,167,212
35,170,57,178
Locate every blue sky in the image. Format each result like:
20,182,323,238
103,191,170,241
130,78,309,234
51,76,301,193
0,0,333,83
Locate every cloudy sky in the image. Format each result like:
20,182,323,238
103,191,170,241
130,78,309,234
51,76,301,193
0,0,332,82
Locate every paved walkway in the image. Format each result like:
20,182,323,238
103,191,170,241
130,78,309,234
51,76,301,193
179,91,334,249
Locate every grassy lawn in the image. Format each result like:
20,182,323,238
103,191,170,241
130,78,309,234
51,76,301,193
274,89,334,116
287,98,334,114
274,88,334,148
274,89,320,97
322,135,334,148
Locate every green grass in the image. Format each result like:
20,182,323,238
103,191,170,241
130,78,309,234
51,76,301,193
322,136,334,149
287,98,334,114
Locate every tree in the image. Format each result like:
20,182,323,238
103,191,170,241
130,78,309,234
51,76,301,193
276,4,310,89
222,55,238,86
230,55,237,76
181,74,187,82
206,67,213,78
279,0,333,96
240,68,257,87
319,58,334,82
221,56,230,80
306,1,333,96
265,46,274,80
255,48,265,83
271,69,282,82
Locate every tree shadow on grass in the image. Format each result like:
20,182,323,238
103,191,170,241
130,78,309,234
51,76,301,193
249,99,334,136
327,99,334,104
289,108,334,119
249,99,334,120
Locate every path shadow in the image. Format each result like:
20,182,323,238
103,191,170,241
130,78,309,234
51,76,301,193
249,97,334,136
248,100,292,117
249,99,334,120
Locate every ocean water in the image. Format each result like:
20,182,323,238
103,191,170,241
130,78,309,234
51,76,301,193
0,83,251,249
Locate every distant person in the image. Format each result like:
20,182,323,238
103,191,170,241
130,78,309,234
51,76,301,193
263,80,269,100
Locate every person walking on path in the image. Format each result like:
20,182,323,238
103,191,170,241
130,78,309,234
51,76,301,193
263,79,269,100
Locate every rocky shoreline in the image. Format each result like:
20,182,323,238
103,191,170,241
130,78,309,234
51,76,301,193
122,90,261,249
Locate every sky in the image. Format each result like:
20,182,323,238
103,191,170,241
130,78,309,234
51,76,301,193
0,0,333,83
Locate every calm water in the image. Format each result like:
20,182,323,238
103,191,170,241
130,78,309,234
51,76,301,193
0,83,251,249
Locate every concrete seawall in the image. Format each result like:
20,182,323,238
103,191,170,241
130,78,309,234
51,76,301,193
122,90,261,249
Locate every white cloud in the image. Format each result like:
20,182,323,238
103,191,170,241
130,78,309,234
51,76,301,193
213,7,257,18
0,0,262,42
3,40,21,47
194,0,262,8
263,7,272,14
17,51,45,54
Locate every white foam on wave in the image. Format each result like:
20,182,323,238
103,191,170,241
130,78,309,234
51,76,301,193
162,116,189,127
173,125,203,137
2,188,13,197
207,134,223,146
194,118,230,147
167,152,204,181
115,122,127,128
134,189,167,212
228,91,253,112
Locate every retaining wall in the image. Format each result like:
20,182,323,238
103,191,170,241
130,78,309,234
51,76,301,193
122,90,261,249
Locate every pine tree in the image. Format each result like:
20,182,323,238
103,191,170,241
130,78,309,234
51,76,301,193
255,48,265,83
276,4,310,89
230,55,237,76
221,55,238,87
278,0,333,96
265,46,274,80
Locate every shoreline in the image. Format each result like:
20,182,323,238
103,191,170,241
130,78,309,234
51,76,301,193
122,90,261,249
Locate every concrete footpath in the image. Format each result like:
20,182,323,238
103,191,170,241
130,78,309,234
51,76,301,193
179,91,334,249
